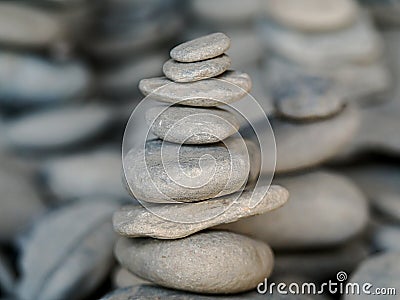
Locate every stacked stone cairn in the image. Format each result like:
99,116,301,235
260,0,389,104
112,33,290,295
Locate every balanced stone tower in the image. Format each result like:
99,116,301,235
113,33,289,295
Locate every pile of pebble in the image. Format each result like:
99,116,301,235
0,1,400,299
260,0,390,103
110,33,289,297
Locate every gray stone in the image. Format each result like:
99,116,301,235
272,105,359,173
273,74,344,120
344,253,400,300
41,149,128,201
347,165,400,222
0,164,45,241
372,223,400,252
102,284,264,299
0,51,91,107
190,0,261,23
0,251,14,295
163,55,231,83
5,105,115,150
339,100,400,158
115,231,274,294
171,33,230,63
264,54,390,104
113,185,289,239
146,106,240,144
274,241,369,282
218,171,368,249
139,70,252,107
112,268,150,288
0,3,63,48
123,138,250,203
17,201,117,300
258,13,382,68
263,0,358,32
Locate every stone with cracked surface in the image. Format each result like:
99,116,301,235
163,55,231,83
113,185,289,239
170,32,230,62
124,138,250,203
146,105,240,144
139,71,251,107
115,231,274,294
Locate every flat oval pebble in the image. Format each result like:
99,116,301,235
102,284,265,299
0,3,63,48
163,55,231,83
218,171,368,249
264,54,390,104
258,14,382,68
124,138,250,203
264,0,358,32
115,231,274,294
139,71,252,106
273,75,344,120
0,51,91,107
0,164,45,241
344,253,400,300
41,149,128,201
113,185,289,239
146,106,240,144
170,33,230,63
17,201,118,300
5,105,114,150
271,105,359,173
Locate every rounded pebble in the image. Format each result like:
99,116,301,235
163,55,231,83
146,106,240,144
139,71,252,107
115,231,274,294
218,171,369,249
170,32,230,63
124,138,250,203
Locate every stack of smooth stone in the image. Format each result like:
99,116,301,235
252,0,390,173
107,33,290,298
260,0,390,104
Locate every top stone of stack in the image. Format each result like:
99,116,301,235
163,33,232,82
170,32,231,63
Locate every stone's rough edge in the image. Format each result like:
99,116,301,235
113,185,289,239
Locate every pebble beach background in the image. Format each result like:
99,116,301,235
0,0,399,299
